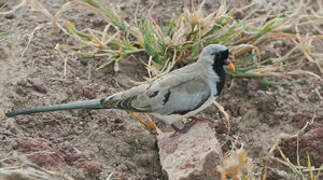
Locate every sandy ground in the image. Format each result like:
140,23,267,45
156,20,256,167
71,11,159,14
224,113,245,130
0,0,322,180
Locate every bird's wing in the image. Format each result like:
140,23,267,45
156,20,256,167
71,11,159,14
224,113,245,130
102,64,211,115
148,77,211,115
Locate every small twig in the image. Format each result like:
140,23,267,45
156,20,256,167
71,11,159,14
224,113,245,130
0,0,27,15
297,135,300,166
106,172,114,180
55,44,69,78
213,100,230,135
22,23,51,57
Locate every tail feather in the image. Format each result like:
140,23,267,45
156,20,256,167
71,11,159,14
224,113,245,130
6,98,106,117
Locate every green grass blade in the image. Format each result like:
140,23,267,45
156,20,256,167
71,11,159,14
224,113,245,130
307,153,314,180
257,17,284,36
314,165,322,180
121,41,137,50
104,7,127,32
139,20,163,64
286,161,305,180
215,10,233,26
66,22,92,41
83,0,101,9
202,24,222,38
167,17,175,36
75,52,94,57
260,80,302,86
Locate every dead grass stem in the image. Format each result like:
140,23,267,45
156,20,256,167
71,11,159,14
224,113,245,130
2,0,321,83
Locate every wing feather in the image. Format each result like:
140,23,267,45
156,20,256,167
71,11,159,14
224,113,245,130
101,63,210,115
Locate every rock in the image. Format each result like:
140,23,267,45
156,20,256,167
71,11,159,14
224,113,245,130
28,78,47,94
134,152,155,167
82,85,97,99
79,57,89,66
15,86,27,96
157,121,223,180
5,13,15,19
0,48,8,59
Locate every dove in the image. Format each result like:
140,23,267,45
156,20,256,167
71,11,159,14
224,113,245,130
6,44,235,133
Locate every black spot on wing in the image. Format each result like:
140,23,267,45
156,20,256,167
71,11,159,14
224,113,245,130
108,95,115,100
162,89,171,105
149,91,159,98
100,98,105,104
115,96,149,112
117,96,135,109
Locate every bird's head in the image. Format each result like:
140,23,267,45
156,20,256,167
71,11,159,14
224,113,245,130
198,44,235,71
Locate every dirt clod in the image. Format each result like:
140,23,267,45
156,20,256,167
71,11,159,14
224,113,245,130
28,78,47,94
14,138,66,168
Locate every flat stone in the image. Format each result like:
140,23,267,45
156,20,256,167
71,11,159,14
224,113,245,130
157,121,223,180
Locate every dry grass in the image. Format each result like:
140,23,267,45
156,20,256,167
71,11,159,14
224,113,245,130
49,0,322,83
264,141,323,180
2,0,321,82
217,141,255,180
1,0,323,179
262,120,322,180
216,118,323,180
0,165,75,180
217,133,323,180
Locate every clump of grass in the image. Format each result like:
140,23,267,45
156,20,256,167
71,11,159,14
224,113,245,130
2,0,322,82
265,142,322,180
49,0,322,82
263,122,322,180
219,126,323,180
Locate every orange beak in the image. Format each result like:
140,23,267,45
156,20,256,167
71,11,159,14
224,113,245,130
224,59,235,71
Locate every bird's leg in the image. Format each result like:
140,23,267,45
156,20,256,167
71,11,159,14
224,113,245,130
170,119,197,136
170,116,211,136
128,111,156,131
188,116,210,121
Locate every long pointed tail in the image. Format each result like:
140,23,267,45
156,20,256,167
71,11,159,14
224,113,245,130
5,98,107,117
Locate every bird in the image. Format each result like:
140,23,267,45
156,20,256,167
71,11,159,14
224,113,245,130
6,44,235,133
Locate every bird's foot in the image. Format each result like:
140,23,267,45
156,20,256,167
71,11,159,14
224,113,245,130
170,116,210,137
170,119,197,137
189,116,210,121
128,112,157,131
